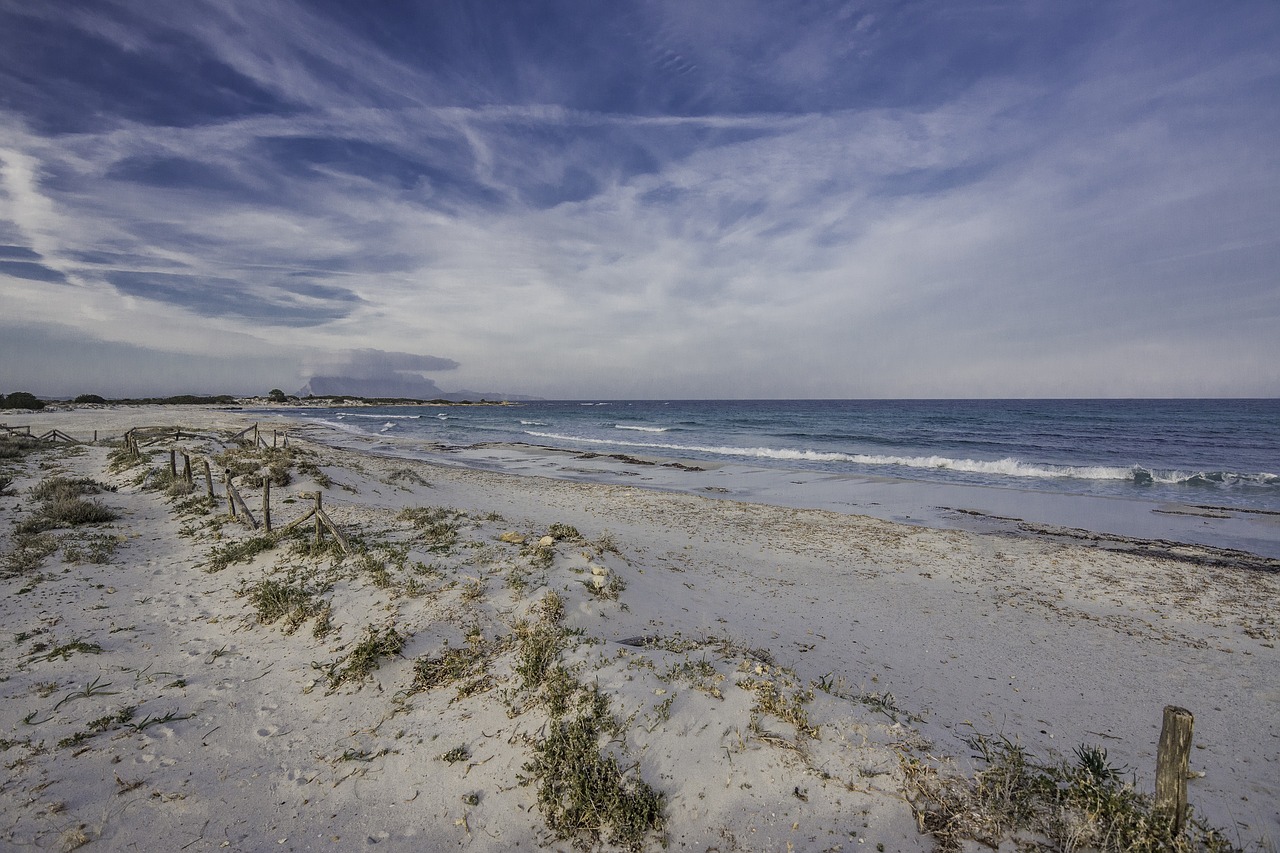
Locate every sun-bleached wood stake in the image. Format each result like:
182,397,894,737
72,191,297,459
1155,705,1194,833
262,475,271,532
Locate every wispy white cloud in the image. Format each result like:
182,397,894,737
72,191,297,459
1,0,1277,397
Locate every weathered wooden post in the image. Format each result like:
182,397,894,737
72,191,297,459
1156,705,1194,834
93,430,97,443
182,452,193,483
253,424,259,447
169,448,177,477
203,459,215,499
225,469,236,519
262,475,272,532
314,491,323,546
272,430,278,448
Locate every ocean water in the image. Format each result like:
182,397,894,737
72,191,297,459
283,399,1280,514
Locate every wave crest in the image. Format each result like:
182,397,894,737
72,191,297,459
523,432,1276,487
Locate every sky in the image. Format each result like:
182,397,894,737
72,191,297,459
1,0,1278,400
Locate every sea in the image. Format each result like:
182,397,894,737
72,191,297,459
271,399,1280,558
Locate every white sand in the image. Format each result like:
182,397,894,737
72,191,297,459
2,406,1276,851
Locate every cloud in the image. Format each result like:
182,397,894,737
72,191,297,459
298,347,462,399
1,1,1277,398
307,348,460,379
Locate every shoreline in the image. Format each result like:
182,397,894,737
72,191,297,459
271,412,1280,563
2,406,1277,849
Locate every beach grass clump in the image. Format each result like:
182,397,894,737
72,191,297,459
40,495,119,527
412,629,510,699
241,575,327,633
547,522,584,542
398,506,466,551
61,533,122,565
2,531,59,577
205,534,278,572
460,577,486,603
14,476,119,536
215,445,294,488
107,444,146,471
385,467,429,487
738,663,818,739
31,475,109,502
34,638,104,662
538,590,566,625
523,685,666,851
902,734,1241,853
316,624,405,691
0,475,14,496
173,494,215,517
662,657,725,699
412,643,485,692
0,435,40,460
515,621,569,693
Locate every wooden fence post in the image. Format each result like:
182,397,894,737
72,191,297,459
169,448,177,477
1156,705,1194,834
203,459,215,499
314,491,323,546
225,469,236,519
182,452,193,484
262,476,272,532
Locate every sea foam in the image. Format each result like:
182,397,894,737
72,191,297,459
523,431,1274,486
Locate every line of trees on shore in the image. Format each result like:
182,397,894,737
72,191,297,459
1,391,503,411
1,392,239,410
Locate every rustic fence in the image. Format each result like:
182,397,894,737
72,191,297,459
5,417,350,555
1,423,82,444
119,423,347,553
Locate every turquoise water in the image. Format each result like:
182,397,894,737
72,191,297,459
283,399,1279,513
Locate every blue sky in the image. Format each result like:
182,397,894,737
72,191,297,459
1,0,1277,399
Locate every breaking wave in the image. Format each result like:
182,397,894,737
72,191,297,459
614,424,669,433
523,431,1277,487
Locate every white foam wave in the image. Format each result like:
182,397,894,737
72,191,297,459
523,432,1156,482
521,420,549,426
380,422,396,432
316,418,368,436
339,413,422,420
615,424,669,433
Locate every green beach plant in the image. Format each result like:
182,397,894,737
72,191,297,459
316,624,405,691
522,686,665,851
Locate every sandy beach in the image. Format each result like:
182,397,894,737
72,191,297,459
2,406,1276,851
